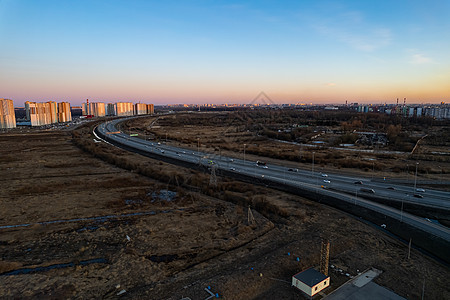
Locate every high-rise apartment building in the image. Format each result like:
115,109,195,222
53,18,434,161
25,101,72,126
106,103,116,116
48,101,58,124
25,101,53,126
0,98,16,129
85,100,154,117
147,104,154,114
82,100,106,117
82,100,90,115
134,103,148,115
92,102,106,117
57,102,72,122
25,101,38,125
416,107,423,116
116,102,134,116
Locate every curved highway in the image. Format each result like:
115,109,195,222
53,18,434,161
95,118,450,243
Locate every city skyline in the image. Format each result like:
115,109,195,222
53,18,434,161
1,0,449,106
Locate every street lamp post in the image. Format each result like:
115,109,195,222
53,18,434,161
400,196,405,222
197,138,200,163
299,146,302,162
406,164,409,185
414,162,419,191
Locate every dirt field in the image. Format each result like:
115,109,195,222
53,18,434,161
0,125,449,299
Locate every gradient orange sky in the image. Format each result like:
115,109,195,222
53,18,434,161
1,1,449,106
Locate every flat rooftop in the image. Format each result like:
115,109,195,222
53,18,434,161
293,268,328,287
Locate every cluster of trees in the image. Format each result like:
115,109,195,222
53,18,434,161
240,111,439,152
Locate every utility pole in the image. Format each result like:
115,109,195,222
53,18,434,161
408,238,412,259
209,164,217,186
299,145,303,164
421,278,425,300
400,199,404,222
407,164,409,185
243,144,246,166
197,138,200,164
414,162,419,191
248,205,256,225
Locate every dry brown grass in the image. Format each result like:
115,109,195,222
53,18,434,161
1,121,448,299
125,113,449,181
0,261,22,274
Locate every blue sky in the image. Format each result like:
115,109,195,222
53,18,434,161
0,0,449,106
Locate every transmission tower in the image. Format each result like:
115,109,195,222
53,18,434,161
209,164,217,186
247,205,256,225
320,239,330,276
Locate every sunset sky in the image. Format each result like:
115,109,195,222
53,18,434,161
1,0,449,106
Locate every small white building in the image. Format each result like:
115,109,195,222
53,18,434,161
292,268,330,297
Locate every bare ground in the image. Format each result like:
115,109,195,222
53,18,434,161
0,128,449,299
